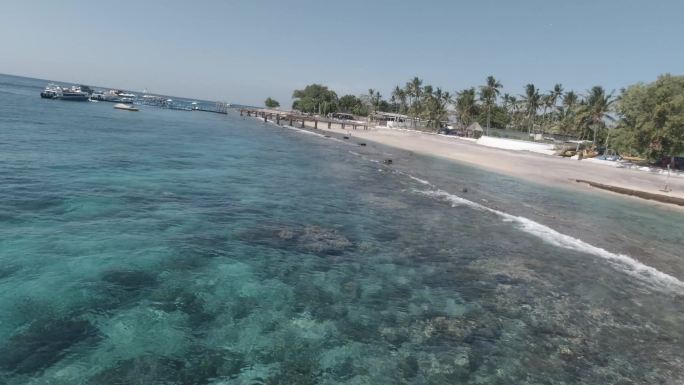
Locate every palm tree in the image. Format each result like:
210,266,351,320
502,93,519,129
508,96,524,130
559,90,579,135
420,85,434,127
456,88,478,127
392,86,407,113
542,84,564,133
367,88,382,114
563,90,578,110
578,86,615,144
548,84,563,110
521,84,541,134
479,76,502,134
423,87,452,129
405,77,424,126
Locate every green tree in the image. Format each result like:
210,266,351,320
264,97,280,108
456,88,478,127
522,84,541,134
338,94,368,116
577,86,615,144
476,105,510,129
558,90,580,135
405,77,424,125
542,84,563,132
421,87,452,129
292,84,338,115
391,86,408,113
479,76,503,134
501,94,524,130
616,74,684,165
367,88,382,114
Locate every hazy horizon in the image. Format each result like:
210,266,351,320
3,0,683,107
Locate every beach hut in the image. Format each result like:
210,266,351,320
465,122,484,138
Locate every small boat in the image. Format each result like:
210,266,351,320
114,103,139,111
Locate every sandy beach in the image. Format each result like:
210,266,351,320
293,119,684,208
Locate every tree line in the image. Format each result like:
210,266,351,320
280,74,683,162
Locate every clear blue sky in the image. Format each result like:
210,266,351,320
2,0,683,106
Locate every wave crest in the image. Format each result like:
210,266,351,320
417,188,684,294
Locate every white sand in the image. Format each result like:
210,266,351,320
301,121,684,207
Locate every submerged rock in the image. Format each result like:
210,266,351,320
0,318,99,374
87,348,245,385
398,355,420,379
297,225,352,255
149,287,217,329
87,355,182,385
100,269,158,292
242,224,353,255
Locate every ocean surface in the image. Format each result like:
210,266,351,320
1,74,683,385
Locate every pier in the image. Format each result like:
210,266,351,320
238,108,369,131
192,101,229,114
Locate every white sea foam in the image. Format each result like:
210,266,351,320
260,115,684,293
417,188,684,293
407,175,433,186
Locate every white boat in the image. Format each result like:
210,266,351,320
60,85,90,101
40,83,61,99
114,103,139,111
90,90,136,103
41,83,89,101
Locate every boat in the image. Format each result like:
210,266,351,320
141,94,173,108
117,92,136,99
90,91,105,101
91,90,136,103
114,103,139,111
40,83,89,101
59,85,90,101
40,83,61,99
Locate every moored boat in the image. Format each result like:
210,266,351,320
41,83,89,101
114,103,139,111
60,86,90,101
40,83,62,99
91,90,137,103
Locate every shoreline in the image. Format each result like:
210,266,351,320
248,113,684,210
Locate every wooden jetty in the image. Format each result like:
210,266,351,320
238,108,369,131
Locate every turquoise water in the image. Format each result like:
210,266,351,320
1,74,683,384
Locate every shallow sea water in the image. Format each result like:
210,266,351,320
1,74,683,384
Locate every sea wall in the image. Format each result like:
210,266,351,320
476,136,555,155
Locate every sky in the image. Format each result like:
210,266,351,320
1,0,683,106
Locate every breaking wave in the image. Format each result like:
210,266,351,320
267,119,684,294
417,188,684,293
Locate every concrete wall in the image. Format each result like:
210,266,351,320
476,136,555,155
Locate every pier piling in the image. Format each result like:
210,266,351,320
239,109,372,134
